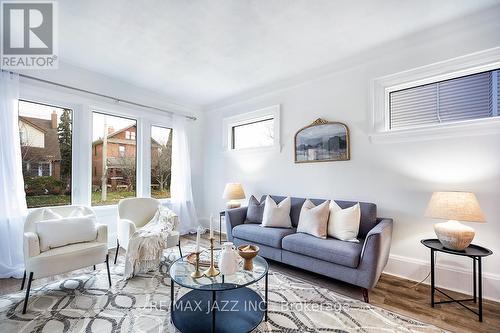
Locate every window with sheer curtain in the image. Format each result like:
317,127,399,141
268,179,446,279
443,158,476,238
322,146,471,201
389,69,499,130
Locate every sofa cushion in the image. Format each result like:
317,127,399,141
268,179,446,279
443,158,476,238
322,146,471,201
263,195,377,237
328,202,361,242
28,241,107,279
245,195,265,224
282,233,364,268
297,199,330,239
232,224,296,248
262,196,292,228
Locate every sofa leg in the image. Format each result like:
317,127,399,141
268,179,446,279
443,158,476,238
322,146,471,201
113,239,119,265
22,272,33,314
362,288,370,303
20,270,26,290
178,241,183,258
105,255,112,287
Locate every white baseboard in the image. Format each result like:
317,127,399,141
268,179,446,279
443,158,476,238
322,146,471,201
384,254,500,302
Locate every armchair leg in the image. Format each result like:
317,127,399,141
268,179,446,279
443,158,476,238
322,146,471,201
93,265,96,270
178,241,183,258
20,270,26,290
22,272,33,314
113,239,119,265
362,288,370,303
105,254,112,287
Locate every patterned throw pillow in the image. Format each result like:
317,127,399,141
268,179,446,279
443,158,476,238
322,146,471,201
246,195,266,224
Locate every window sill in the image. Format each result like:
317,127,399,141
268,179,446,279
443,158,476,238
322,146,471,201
369,117,500,144
225,144,282,154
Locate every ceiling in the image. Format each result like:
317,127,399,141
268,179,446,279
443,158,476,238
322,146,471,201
59,0,499,107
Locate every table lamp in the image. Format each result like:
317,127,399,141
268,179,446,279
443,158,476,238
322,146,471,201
223,183,246,208
425,191,485,251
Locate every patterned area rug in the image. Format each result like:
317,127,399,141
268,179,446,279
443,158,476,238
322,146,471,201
0,245,445,332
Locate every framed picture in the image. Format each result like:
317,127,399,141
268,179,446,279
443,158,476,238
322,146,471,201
294,118,350,163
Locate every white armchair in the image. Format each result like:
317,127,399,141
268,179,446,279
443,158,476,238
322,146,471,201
114,198,182,264
22,206,110,314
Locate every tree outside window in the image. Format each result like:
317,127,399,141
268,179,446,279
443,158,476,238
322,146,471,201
151,126,172,199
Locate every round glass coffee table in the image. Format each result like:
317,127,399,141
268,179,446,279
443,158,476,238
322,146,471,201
169,253,268,333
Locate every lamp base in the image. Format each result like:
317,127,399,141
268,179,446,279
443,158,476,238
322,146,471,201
226,200,241,209
434,220,475,251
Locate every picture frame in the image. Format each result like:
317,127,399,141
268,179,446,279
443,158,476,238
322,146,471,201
294,118,350,163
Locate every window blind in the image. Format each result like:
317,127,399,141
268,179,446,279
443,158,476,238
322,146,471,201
497,70,500,116
390,69,498,130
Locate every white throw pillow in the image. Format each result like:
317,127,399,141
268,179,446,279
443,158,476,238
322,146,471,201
42,208,62,220
297,199,330,239
328,202,361,242
261,196,292,228
68,206,87,217
36,215,98,251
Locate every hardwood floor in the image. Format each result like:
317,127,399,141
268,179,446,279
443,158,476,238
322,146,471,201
1,233,498,333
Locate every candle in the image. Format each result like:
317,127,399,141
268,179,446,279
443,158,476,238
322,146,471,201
209,214,214,238
195,226,201,252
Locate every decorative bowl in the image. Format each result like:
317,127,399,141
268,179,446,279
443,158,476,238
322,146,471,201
237,244,259,270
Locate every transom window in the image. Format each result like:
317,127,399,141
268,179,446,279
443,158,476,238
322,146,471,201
231,117,275,150
389,68,499,130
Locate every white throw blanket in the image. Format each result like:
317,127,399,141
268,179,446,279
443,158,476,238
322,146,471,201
124,206,178,279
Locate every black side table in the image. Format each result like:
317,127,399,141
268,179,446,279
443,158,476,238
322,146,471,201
421,239,492,322
219,211,225,244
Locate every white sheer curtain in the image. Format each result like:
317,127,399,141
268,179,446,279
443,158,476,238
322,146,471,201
170,114,198,234
0,71,26,278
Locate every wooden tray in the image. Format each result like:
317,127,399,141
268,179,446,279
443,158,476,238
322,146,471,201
186,252,219,268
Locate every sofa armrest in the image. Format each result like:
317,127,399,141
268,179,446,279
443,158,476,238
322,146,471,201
24,232,40,259
357,218,393,289
225,207,247,242
96,224,108,244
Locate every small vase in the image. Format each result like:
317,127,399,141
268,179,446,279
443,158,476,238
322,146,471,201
218,242,240,275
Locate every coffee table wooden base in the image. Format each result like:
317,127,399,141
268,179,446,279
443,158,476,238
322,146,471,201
171,286,265,333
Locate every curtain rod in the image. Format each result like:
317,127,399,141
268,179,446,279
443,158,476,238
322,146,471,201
16,73,197,121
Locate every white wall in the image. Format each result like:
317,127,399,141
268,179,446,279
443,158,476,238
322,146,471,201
201,8,500,301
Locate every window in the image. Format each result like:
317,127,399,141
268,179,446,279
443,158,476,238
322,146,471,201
231,118,274,150
151,126,172,199
18,100,73,208
92,112,137,206
223,105,280,151
389,69,499,130
125,130,136,140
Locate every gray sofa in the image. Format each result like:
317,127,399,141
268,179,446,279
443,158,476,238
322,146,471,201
225,195,393,302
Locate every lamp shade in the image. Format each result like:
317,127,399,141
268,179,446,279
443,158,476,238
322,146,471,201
425,192,485,223
222,183,246,200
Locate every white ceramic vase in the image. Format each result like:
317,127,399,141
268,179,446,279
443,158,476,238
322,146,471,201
218,242,240,275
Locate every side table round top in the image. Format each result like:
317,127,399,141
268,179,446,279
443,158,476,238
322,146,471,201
421,238,493,257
